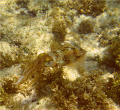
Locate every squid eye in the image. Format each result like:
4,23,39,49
45,60,53,66
44,56,54,67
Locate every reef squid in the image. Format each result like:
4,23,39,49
15,43,87,87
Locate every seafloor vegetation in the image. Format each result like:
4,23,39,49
0,0,120,110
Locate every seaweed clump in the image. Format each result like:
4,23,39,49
105,72,120,104
67,0,107,17
99,30,113,47
16,0,29,8
0,42,19,69
47,7,72,41
98,35,120,69
52,20,67,43
31,68,111,110
98,29,120,47
49,70,110,110
0,76,18,105
77,19,95,34
0,64,118,109
45,7,73,50
0,41,32,70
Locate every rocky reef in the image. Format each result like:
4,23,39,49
0,0,120,110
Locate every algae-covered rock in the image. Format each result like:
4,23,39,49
109,36,120,68
72,15,95,34
97,10,120,30
49,69,112,110
52,20,67,42
106,72,120,104
67,0,107,17
0,42,20,69
0,76,18,105
98,35,120,69
99,29,119,47
77,19,95,34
